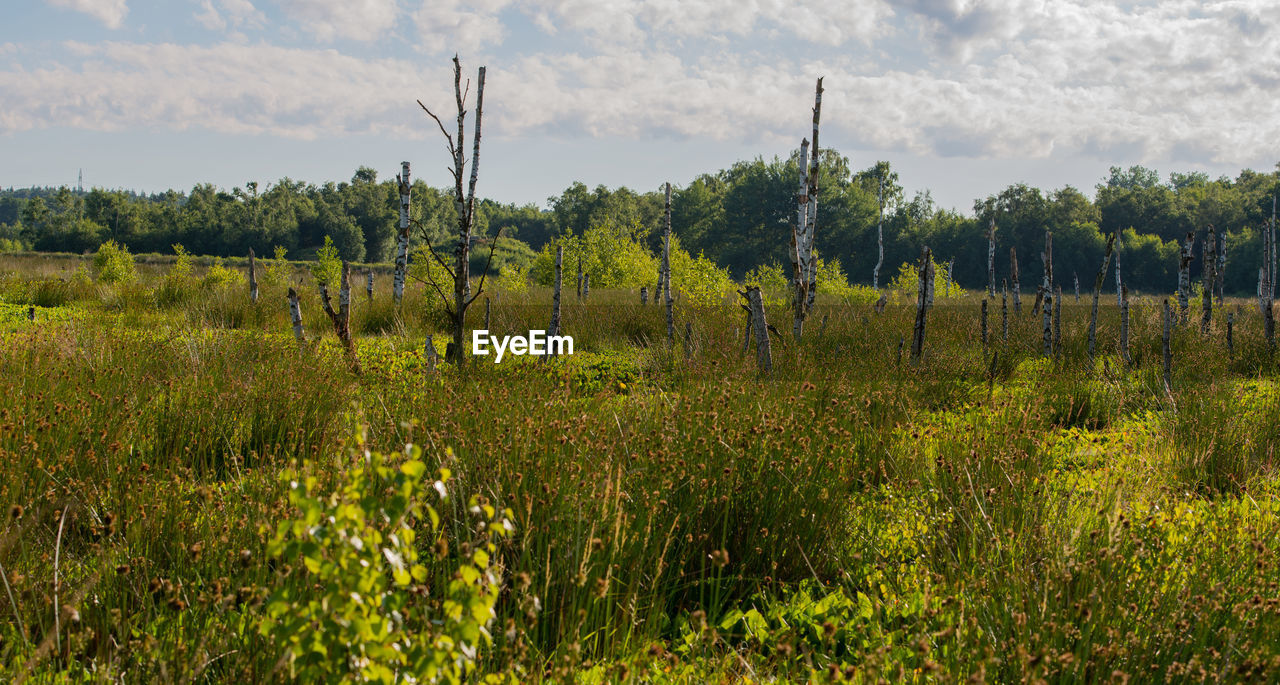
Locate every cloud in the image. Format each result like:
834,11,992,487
273,0,398,41
46,0,128,29
413,0,511,54
196,0,267,32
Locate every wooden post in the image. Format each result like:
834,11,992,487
1010,247,1021,314
547,245,562,359
393,161,411,306
287,287,305,348
248,247,259,303
664,182,674,342
1088,233,1116,362
1120,286,1131,366
640,286,648,305
745,287,772,373
1202,225,1216,335
366,270,374,300
911,247,933,363
1162,298,1173,391
1177,231,1194,325
1042,230,1053,357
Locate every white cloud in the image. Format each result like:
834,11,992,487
273,0,398,41
197,0,267,32
46,0,128,29
413,0,511,54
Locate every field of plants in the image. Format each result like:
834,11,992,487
3,248,1280,683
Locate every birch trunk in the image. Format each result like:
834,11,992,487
1115,231,1123,306
640,286,648,305
248,248,259,303
981,298,989,356
287,287,305,347
664,182,674,342
319,261,360,373
547,245,562,359
790,77,823,340
1177,231,1194,324
583,273,590,301
911,247,933,363
1088,232,1117,362
746,287,772,373
1216,233,1227,305
1053,286,1062,355
1120,285,1131,365
874,176,885,291
1042,230,1053,357
1202,225,1216,335
393,161,411,306
1001,280,1009,342
1074,272,1080,302
987,218,997,298
1162,298,1172,391
366,270,374,300
1011,247,1021,314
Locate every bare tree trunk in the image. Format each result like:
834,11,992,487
547,245,562,359
1001,279,1009,342
248,247,259,303
1177,231,1194,324
1011,247,1021,314
583,272,590,300
987,218,997,298
1202,225,1216,335
874,176,885,291
789,77,823,340
1162,298,1173,391
911,247,933,363
320,261,360,373
1073,272,1080,302
1227,311,1235,360
287,287,305,347
640,286,648,305
1216,232,1227,305
1053,286,1062,356
424,336,438,374
664,182,674,342
1042,230,1053,357
981,298,989,357
1120,285,1131,365
366,270,374,300
745,287,772,373
393,161,411,306
484,296,491,332
1088,232,1117,362
1115,231,1123,306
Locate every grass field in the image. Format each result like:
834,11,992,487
3,254,1280,682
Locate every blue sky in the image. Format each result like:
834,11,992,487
2,0,1277,212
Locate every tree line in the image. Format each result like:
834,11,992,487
2,155,1277,296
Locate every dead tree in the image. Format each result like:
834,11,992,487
248,248,259,303
745,287,772,373
1162,298,1173,391
1001,279,1009,341
393,161,411,306
287,287,305,347
1011,247,1021,314
1088,232,1117,362
319,261,360,373
789,77,823,340
1115,230,1124,306
583,272,590,300
1202,225,1217,335
1177,231,1194,324
1073,272,1080,302
981,298,989,356
664,182,675,342
1120,286,1132,365
986,218,997,298
416,56,495,366
1042,230,1053,357
911,246,934,363
640,286,648,305
874,175,886,291
366,270,374,300
1216,232,1227,305
546,245,563,360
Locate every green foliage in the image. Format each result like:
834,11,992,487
311,235,342,288
888,257,964,299
260,245,292,288
93,239,136,284
668,238,734,306
155,243,195,306
495,262,529,294
529,227,656,289
202,257,245,290
261,429,512,684
742,262,790,307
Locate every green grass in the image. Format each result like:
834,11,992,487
2,258,1280,682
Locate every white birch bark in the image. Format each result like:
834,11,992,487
583,272,590,300
987,218,997,298
746,287,772,373
664,182,674,342
1074,272,1080,302
1177,231,1194,324
393,161,411,306
1042,230,1053,357
366,270,374,300
287,287,305,347
640,286,648,305
873,176,885,290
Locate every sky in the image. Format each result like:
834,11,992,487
1,0,1278,213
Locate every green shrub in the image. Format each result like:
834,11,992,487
201,256,245,290
311,235,342,289
93,239,136,284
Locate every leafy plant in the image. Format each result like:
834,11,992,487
202,256,245,290
311,235,342,289
93,239,136,284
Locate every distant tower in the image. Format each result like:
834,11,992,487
77,169,83,193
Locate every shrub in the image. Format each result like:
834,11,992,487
742,262,790,308
888,258,963,300
669,239,734,307
201,257,245,290
529,227,656,289
155,243,195,306
93,239,136,284
260,245,292,288
310,235,342,289
260,429,512,684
